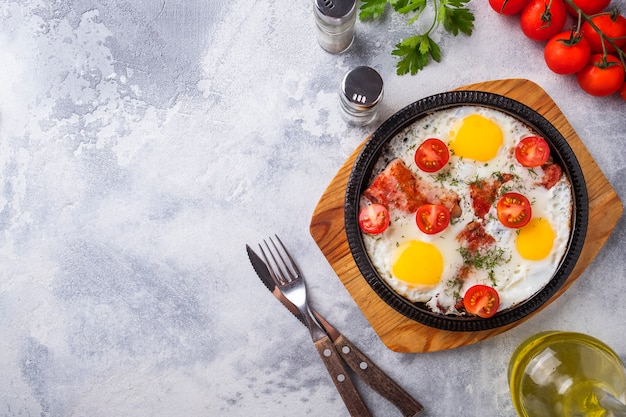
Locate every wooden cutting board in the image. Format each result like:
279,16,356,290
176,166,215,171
309,78,623,353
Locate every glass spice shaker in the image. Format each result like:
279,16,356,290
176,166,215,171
314,0,357,54
339,66,384,126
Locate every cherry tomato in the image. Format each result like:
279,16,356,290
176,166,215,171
414,138,450,173
489,0,529,15
577,53,625,96
416,204,450,235
520,0,567,41
544,31,591,75
620,82,626,101
358,204,390,235
463,285,500,318
497,192,532,228
565,0,610,16
581,12,626,54
515,136,551,167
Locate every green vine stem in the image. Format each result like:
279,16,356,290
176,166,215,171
562,0,626,69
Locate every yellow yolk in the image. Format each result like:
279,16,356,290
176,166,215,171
516,218,556,260
450,114,503,161
391,240,443,286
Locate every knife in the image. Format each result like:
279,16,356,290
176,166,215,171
246,244,424,417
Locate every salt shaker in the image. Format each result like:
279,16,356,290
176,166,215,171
339,66,384,126
314,0,357,54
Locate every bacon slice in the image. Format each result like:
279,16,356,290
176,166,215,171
469,174,514,219
540,163,562,189
363,159,461,215
456,221,496,254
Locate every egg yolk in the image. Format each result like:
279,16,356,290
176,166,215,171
391,240,443,286
450,114,503,162
516,218,555,260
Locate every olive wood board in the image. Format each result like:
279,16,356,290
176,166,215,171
309,78,623,353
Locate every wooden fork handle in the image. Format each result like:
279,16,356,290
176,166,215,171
334,335,424,417
314,335,373,417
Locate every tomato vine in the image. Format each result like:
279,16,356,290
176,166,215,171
563,0,626,68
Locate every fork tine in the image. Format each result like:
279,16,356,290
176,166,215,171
273,235,302,277
260,240,288,285
258,242,281,285
259,235,301,285
268,236,296,282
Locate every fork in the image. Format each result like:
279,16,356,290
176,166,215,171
260,235,373,417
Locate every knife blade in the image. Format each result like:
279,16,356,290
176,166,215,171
246,244,424,417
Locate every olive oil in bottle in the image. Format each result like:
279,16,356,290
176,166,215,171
508,331,626,417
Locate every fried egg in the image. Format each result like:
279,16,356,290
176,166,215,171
450,113,503,161
361,106,573,316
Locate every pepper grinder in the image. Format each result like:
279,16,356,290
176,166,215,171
314,0,357,54
339,66,384,126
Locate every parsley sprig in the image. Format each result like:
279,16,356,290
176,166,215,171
360,0,475,75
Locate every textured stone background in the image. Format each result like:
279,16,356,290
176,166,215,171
0,0,624,416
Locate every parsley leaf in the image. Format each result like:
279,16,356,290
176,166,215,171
439,0,475,35
393,35,441,75
360,0,389,20
394,0,428,14
360,0,474,75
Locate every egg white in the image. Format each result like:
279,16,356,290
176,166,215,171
361,106,573,315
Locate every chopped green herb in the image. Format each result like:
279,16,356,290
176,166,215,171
459,246,511,270
445,277,463,297
435,170,451,185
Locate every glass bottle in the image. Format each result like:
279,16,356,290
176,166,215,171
314,0,356,54
339,66,384,126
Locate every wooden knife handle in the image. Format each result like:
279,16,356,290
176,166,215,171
314,335,373,417
334,335,424,417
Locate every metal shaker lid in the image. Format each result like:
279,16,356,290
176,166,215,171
315,0,356,25
340,66,384,110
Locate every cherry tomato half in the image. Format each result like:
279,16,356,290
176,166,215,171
544,31,591,75
358,204,390,235
497,192,532,228
581,13,626,54
489,0,529,15
416,204,450,235
515,136,551,167
414,138,450,173
463,285,500,318
577,53,625,97
565,0,610,16
520,0,567,42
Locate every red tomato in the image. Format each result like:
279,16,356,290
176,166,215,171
463,285,500,318
415,204,450,235
565,0,610,16
620,82,626,101
576,53,625,96
489,0,529,15
414,138,450,173
497,192,532,228
581,13,626,53
515,136,551,167
544,31,591,74
358,204,390,234
520,0,567,41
